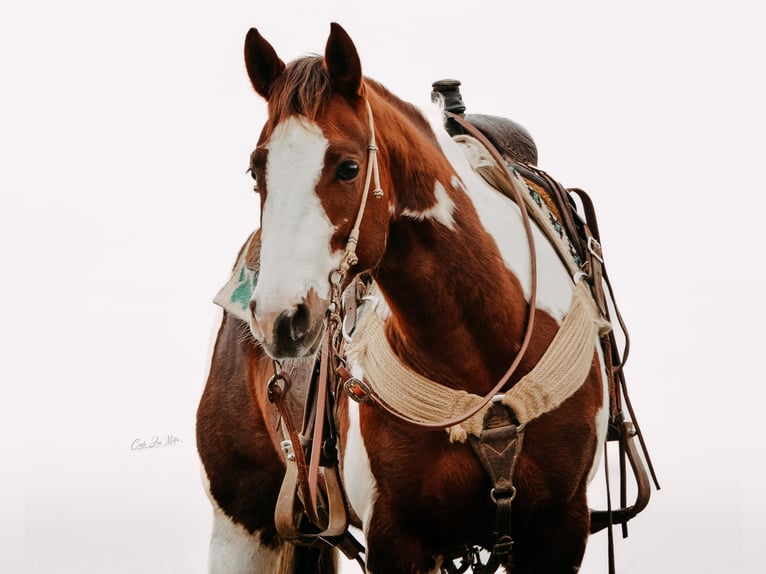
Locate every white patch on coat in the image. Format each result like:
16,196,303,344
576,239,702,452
342,389,378,533
424,103,610,481
201,468,282,574
251,117,341,326
428,108,572,322
400,180,456,229
342,292,384,532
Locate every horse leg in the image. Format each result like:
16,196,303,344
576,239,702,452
510,490,590,574
203,463,338,574
364,499,441,574
206,493,282,573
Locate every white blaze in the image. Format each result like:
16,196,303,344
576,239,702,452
252,117,341,324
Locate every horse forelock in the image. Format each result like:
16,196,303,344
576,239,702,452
267,56,332,126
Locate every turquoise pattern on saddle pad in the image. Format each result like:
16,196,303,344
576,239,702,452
230,266,256,310
213,236,259,323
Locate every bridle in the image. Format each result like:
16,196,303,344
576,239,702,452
329,100,384,296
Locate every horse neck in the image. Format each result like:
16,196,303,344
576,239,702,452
369,94,529,394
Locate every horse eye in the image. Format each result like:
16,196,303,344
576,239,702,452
247,167,259,193
337,161,360,181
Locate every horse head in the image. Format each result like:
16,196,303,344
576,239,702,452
244,24,390,359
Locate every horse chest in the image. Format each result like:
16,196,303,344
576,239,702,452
347,408,493,529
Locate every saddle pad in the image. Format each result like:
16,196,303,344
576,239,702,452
214,232,260,323
453,135,583,277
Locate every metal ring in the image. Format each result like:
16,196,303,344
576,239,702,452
328,267,345,287
490,486,517,504
266,372,289,403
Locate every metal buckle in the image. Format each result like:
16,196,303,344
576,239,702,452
343,377,372,403
492,534,514,556
280,439,295,462
587,236,604,263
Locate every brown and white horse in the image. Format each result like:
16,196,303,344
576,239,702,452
197,23,609,574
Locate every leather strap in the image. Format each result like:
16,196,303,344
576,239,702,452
570,186,660,574
526,167,586,265
269,332,351,546
570,188,659,491
307,331,331,516
268,371,319,525
468,403,523,572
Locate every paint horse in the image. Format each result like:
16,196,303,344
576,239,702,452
198,23,631,574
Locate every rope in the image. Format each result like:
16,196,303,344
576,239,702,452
501,281,611,426
347,281,610,442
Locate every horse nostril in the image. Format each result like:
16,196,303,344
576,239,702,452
291,303,310,340
249,299,256,315
273,304,312,346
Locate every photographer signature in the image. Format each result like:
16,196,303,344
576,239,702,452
131,434,182,451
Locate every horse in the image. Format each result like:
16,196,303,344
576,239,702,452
197,23,615,574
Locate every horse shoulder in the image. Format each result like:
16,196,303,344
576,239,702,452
197,312,284,552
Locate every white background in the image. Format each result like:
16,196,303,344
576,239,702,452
3,1,764,572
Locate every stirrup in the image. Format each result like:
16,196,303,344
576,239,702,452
589,419,651,534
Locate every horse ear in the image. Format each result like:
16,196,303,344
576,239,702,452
324,23,362,98
244,28,285,100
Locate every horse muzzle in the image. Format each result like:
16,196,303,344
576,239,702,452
249,297,326,359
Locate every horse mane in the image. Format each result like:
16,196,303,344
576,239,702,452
364,78,434,134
